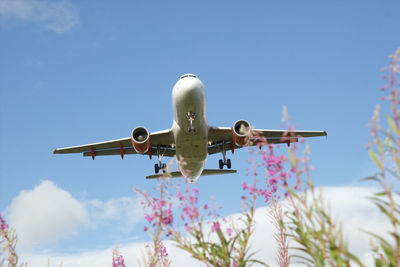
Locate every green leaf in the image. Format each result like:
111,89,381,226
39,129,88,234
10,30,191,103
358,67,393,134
368,149,384,170
374,191,387,196
360,176,380,183
387,115,400,136
288,149,296,166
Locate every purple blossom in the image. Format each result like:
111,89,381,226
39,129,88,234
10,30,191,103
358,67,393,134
185,223,192,232
112,254,126,267
241,181,247,190
182,204,198,221
162,204,173,225
0,213,7,231
211,221,220,232
176,191,184,201
226,227,233,236
268,178,278,185
159,244,169,257
188,195,198,204
144,213,156,223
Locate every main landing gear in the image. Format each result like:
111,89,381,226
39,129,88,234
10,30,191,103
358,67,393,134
218,140,232,170
154,146,167,174
154,163,167,174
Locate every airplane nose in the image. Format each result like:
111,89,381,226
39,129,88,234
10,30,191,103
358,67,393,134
177,76,204,94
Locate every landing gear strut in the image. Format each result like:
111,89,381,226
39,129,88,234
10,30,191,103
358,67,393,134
186,111,196,132
154,146,167,173
218,140,232,169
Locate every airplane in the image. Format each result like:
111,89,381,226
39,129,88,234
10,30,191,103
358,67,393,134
54,74,327,183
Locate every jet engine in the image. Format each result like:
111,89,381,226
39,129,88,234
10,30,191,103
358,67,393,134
131,126,151,153
232,119,251,146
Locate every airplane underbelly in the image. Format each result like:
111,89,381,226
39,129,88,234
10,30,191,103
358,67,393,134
171,75,208,181
174,122,207,161
173,121,207,182
178,160,205,182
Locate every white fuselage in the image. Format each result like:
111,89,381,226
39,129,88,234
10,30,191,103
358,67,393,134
171,74,208,182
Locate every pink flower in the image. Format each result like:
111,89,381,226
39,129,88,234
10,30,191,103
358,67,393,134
0,213,7,230
176,191,184,201
211,221,220,232
226,227,233,236
162,207,173,225
157,199,166,208
193,188,199,195
113,254,126,267
268,178,278,185
182,205,197,221
144,213,156,223
203,204,209,210
144,226,148,231
271,185,277,193
188,195,198,204
241,181,247,190
185,223,192,232
160,245,168,257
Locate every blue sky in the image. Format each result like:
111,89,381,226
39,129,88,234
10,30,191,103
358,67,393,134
1,0,399,264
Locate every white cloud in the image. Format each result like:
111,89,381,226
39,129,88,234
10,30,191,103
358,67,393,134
18,186,393,266
4,180,145,251
0,0,79,33
87,197,143,233
6,180,89,249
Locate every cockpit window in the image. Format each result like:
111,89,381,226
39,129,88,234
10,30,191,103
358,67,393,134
179,74,197,79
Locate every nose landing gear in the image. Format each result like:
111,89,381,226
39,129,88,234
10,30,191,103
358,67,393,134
186,111,196,132
218,140,232,169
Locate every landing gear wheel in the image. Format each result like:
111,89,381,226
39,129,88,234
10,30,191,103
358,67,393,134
219,159,224,170
162,163,167,173
154,164,160,174
227,159,231,169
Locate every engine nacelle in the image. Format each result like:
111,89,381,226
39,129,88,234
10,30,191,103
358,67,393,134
131,126,151,153
232,119,251,146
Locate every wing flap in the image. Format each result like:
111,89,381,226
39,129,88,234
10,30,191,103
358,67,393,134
54,138,131,154
207,138,300,155
54,128,175,157
253,129,327,138
207,126,326,155
82,147,176,157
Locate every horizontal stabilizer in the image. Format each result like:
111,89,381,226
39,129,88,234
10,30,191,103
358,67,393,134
146,169,237,179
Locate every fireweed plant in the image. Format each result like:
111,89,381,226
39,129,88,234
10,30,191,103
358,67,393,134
135,47,400,267
364,47,400,266
134,115,304,266
113,245,127,267
0,213,20,267
1,48,399,266
280,48,400,266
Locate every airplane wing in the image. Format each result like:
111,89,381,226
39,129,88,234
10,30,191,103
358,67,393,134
53,129,175,159
207,126,327,155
